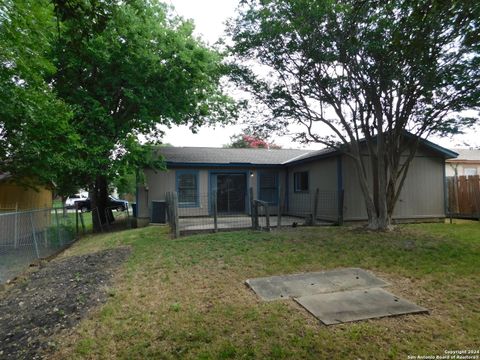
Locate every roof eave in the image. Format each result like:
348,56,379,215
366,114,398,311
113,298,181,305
402,131,458,159
166,162,283,168
446,159,480,164
283,149,339,166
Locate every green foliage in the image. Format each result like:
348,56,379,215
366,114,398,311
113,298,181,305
112,171,136,198
1,0,236,214
0,0,77,187
229,0,479,142
52,0,236,186
228,0,480,228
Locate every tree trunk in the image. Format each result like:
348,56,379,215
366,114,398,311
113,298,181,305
352,155,380,230
90,175,112,232
376,135,391,230
61,195,67,216
351,144,392,231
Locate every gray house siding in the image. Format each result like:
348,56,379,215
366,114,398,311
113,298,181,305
137,166,285,220
341,147,446,221
137,138,453,224
286,157,339,221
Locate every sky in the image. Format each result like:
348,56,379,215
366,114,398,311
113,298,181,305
163,0,321,150
162,0,479,150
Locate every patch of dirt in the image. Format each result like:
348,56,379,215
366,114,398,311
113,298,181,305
0,247,131,359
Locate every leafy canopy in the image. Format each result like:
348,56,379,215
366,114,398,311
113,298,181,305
0,0,77,187
229,0,479,144
229,0,479,228
52,0,236,186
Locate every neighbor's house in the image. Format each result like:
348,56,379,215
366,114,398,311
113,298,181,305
0,172,53,211
136,137,457,225
445,149,480,177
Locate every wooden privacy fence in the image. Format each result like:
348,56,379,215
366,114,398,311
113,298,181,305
446,175,480,218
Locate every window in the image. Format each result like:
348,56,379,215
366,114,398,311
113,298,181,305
294,171,309,192
176,171,198,207
464,168,477,176
258,173,278,204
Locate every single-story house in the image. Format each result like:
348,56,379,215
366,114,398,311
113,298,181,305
136,136,457,225
0,173,53,212
445,149,480,177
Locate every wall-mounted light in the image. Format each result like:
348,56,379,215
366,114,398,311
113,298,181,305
250,171,254,177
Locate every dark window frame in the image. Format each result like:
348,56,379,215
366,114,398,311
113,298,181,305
293,171,309,192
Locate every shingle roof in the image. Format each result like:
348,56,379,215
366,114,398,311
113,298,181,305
156,133,458,167
282,148,337,164
449,148,480,161
157,147,311,165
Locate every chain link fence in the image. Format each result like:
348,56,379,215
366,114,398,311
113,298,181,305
72,205,133,234
165,188,342,237
0,208,77,283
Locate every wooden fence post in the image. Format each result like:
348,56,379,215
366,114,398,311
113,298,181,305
472,175,480,221
453,176,459,214
213,192,218,232
173,192,180,238
446,175,480,220
264,202,270,231
166,192,175,232
75,205,79,234
312,188,319,226
249,187,255,229
165,192,170,227
447,177,454,215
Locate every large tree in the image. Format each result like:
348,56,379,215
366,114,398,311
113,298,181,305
0,0,76,188
229,0,480,229
52,0,235,230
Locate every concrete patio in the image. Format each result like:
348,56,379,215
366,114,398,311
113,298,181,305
179,215,333,232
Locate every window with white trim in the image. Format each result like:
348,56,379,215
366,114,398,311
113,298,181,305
176,171,198,206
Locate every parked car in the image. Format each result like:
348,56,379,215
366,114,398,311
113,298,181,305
76,196,129,212
65,192,88,209
108,196,129,211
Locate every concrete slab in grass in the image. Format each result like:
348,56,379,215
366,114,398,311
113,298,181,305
294,287,428,325
245,268,389,301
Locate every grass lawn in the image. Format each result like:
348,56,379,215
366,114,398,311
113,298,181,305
51,222,480,359
53,199,64,209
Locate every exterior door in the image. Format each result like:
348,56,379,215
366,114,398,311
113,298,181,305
216,174,246,214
